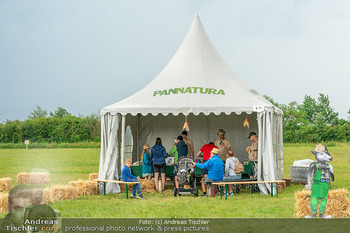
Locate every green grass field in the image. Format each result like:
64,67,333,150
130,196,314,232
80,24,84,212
0,143,349,218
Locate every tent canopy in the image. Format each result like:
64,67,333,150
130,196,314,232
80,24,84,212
101,14,281,116
99,14,283,195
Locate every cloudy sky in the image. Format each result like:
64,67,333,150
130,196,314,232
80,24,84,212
1,0,349,122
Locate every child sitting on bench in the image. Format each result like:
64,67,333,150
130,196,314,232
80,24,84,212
121,158,145,199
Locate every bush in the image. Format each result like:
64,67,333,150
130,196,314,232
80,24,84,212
0,114,100,144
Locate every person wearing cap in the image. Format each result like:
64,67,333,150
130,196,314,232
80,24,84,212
142,144,154,180
196,142,218,177
182,131,194,160
246,132,258,161
192,147,224,197
246,132,258,179
169,135,188,188
215,129,231,162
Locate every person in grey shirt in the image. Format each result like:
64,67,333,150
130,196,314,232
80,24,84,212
223,151,242,195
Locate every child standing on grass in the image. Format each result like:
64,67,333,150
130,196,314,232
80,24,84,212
122,158,145,199
142,144,154,180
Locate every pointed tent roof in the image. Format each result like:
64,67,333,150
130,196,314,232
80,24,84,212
101,14,281,116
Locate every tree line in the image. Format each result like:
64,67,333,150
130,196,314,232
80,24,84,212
1,94,349,144
0,106,100,143
265,93,350,143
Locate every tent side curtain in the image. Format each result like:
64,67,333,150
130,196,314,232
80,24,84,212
257,111,283,196
275,114,284,180
98,113,121,194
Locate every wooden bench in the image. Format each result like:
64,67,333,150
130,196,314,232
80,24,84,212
200,179,256,197
94,179,140,199
212,180,286,200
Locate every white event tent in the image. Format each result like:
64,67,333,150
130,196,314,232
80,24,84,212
99,14,283,195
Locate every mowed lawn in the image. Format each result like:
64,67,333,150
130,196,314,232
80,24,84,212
0,143,349,218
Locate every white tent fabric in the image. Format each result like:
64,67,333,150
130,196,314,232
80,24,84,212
124,126,133,160
99,14,283,195
101,14,281,117
98,114,120,193
257,112,284,194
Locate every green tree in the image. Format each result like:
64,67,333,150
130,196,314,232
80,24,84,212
317,94,338,125
28,106,48,119
299,95,317,124
299,94,338,126
50,107,71,118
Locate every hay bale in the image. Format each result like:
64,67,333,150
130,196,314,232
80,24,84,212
84,180,97,195
119,179,132,192
140,179,156,193
0,178,12,192
89,173,99,180
69,180,85,196
295,190,311,217
325,189,350,218
119,183,132,192
0,193,9,214
119,178,156,193
50,185,78,201
7,185,43,212
295,189,350,218
17,172,49,184
69,180,97,196
41,187,53,204
17,173,30,184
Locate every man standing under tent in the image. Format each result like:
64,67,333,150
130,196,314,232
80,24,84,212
215,129,231,162
246,132,258,179
182,131,194,160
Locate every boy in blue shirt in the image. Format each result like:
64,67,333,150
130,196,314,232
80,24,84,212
121,158,145,199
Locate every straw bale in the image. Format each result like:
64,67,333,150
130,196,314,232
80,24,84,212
89,173,99,180
50,185,78,201
17,172,49,184
295,189,350,218
295,190,311,217
69,180,97,196
41,187,53,204
84,180,97,195
140,179,156,193
7,185,43,212
0,178,12,192
325,189,350,218
17,173,30,184
119,179,132,192
119,183,132,192
119,179,156,193
0,193,9,214
69,180,85,196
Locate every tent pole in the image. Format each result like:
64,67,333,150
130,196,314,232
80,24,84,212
136,113,139,162
121,115,126,169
